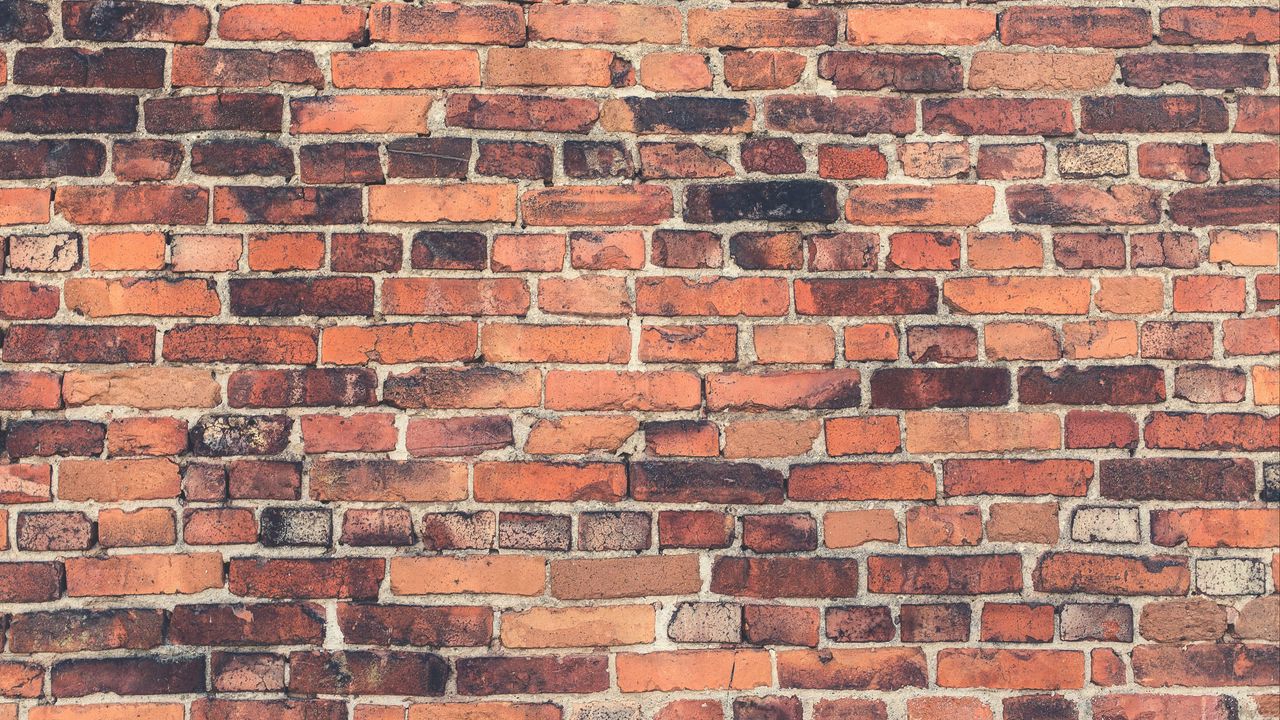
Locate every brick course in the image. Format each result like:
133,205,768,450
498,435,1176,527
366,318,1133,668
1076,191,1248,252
0,0,1277,717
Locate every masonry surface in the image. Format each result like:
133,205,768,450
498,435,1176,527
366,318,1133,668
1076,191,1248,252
0,0,1277,717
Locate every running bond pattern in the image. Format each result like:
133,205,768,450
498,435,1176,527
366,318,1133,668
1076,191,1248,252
0,0,1277,718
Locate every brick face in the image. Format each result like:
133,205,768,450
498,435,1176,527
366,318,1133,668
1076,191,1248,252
0,0,1275,716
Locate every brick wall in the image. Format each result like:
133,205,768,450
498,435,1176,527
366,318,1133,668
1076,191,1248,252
0,0,1277,717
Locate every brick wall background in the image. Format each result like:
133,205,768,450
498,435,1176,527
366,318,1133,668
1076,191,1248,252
0,0,1277,717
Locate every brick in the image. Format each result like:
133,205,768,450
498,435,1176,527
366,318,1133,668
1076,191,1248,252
906,507,981,547
1159,7,1280,44
797,278,937,316
910,411,1065,453
0,139,105,179
867,555,1023,594
847,184,995,225
66,553,222,596
764,96,915,135
190,701,345,720
1000,7,1151,47
456,655,609,695
97,507,176,546
1082,95,1228,134
528,4,676,43
1006,184,1161,225
1100,458,1254,501
631,461,782,504
370,2,524,44
408,416,512,457
818,146,889,180
777,648,927,690
1133,644,1278,687
525,416,634,455
16,511,93,551
825,416,900,456
0,0,51,41
5,421,104,458
1138,142,1211,182
970,52,1115,91
391,556,544,596
639,277,787,317
820,53,961,93
231,558,384,600
1060,603,1133,642
937,649,1084,690
503,606,654,649
641,53,712,92
659,511,734,549
982,603,1055,643
847,8,994,45
475,462,626,503
689,8,836,47
4,324,152,363
617,650,771,692
51,656,205,697
170,603,325,646
482,324,630,363
924,99,1074,136
1019,365,1165,406
0,187,51,225
173,47,321,88
1152,508,1280,548
1122,52,1269,90
0,372,61,411
1,92,138,134
743,605,819,647
901,603,970,642
791,463,934,501
1034,552,1189,595
824,510,900,549
871,367,1010,409
724,418,820,458
977,144,1045,179
290,650,446,696
333,50,478,90
551,555,701,599
0,280,59,319
446,93,598,133
1141,233,1208,269
525,185,672,226
8,608,164,653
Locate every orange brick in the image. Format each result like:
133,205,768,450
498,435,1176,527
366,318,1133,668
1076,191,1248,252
824,509,900,548
905,412,1061,453
847,8,996,45
641,52,713,92
332,50,479,89
723,418,820,458
291,96,433,134
97,507,177,548
486,48,617,87
825,416,901,455
617,650,771,692
945,277,1091,315
502,605,655,648
390,556,545,596
370,184,517,223
87,232,166,270
754,324,836,364
65,552,223,596
59,458,180,501
219,4,365,41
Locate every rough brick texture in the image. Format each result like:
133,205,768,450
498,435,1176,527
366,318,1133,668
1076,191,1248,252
0,0,1277,717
